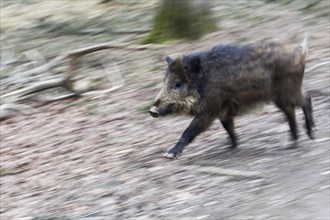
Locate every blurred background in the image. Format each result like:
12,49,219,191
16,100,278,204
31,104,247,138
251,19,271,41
0,0,329,219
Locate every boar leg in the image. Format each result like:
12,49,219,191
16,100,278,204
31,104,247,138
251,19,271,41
163,115,214,159
219,116,237,148
276,103,298,142
301,96,315,139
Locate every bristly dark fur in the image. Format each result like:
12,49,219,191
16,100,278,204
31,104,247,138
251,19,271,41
150,37,315,159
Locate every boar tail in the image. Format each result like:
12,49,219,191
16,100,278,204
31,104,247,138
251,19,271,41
292,33,308,69
301,33,309,58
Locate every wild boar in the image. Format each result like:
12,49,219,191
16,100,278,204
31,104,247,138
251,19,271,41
149,36,315,159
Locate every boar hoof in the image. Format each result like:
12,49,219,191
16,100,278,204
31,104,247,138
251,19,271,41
307,127,316,140
163,152,179,159
308,132,315,140
303,123,316,140
229,144,237,149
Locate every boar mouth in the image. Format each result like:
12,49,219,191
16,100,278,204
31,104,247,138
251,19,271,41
149,104,175,117
158,103,175,116
148,106,159,118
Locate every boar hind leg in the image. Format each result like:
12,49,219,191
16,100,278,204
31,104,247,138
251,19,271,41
164,115,214,159
301,96,315,139
276,103,298,143
219,116,237,148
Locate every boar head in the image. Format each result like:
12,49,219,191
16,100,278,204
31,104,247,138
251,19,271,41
149,55,203,117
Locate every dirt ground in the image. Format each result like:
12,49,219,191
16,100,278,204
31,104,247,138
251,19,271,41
0,0,329,219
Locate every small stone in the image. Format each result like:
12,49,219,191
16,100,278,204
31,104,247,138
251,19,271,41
315,137,330,143
320,170,330,176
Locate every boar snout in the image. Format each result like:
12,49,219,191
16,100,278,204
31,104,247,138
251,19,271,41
148,106,159,118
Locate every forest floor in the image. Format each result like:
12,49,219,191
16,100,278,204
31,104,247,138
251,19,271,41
0,0,329,219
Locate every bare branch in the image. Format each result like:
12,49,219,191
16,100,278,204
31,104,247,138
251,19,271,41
40,93,80,103
68,42,163,57
1,78,66,100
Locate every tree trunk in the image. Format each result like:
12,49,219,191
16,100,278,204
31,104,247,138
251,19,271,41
143,0,217,44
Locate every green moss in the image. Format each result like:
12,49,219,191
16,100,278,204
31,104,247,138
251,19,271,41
305,19,319,26
34,15,114,37
0,166,5,176
86,103,99,112
142,1,217,44
263,0,294,5
139,101,154,113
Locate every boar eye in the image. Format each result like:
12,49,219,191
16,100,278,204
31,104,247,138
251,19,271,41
174,81,182,89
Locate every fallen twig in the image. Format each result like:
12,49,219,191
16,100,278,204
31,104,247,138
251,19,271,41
111,29,150,35
198,166,262,178
305,61,330,73
39,93,80,103
1,78,66,100
79,28,150,35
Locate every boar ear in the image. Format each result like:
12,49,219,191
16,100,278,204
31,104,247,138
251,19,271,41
165,56,173,64
189,56,202,77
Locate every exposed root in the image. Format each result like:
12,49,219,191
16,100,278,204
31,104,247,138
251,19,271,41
1,78,66,101
0,42,162,121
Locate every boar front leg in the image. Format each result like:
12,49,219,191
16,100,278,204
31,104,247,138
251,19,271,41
164,115,214,159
